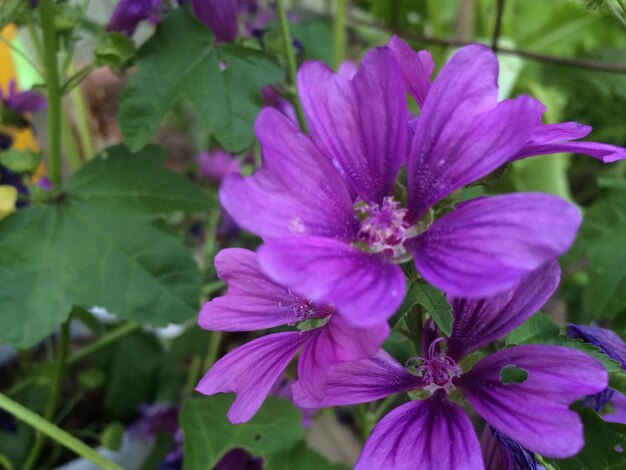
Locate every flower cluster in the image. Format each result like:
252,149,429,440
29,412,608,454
196,36,625,468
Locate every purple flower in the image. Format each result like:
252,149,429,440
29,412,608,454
221,40,583,326
481,426,546,470
107,0,162,36
0,81,46,116
293,262,608,468
192,0,238,42
568,324,626,425
197,149,241,183
194,248,389,423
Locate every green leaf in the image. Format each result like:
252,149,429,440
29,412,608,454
118,7,282,152
104,332,163,419
545,408,626,469
0,145,207,348
95,32,136,68
505,312,560,346
180,396,305,470
407,281,452,336
266,441,350,470
500,365,529,384
0,149,42,174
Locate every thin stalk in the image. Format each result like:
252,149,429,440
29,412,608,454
23,321,70,470
370,394,397,423
62,111,83,171
40,0,63,186
491,0,506,51
68,64,95,160
202,331,223,373
0,35,43,77
0,394,123,470
618,0,626,14
275,0,308,132
332,0,348,70
185,355,203,393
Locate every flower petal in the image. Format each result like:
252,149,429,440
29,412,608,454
198,248,298,331
447,261,561,360
296,316,390,400
568,324,626,368
293,349,421,408
407,44,537,219
604,391,626,425
409,193,581,298
195,331,309,423
480,426,545,470
258,236,406,326
297,47,408,202
387,36,434,107
220,108,358,241
459,345,608,458
192,0,238,42
356,395,484,470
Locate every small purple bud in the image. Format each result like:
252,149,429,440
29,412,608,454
192,0,238,43
107,0,162,36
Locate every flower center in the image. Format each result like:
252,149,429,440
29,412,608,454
354,197,416,261
285,293,334,329
406,339,461,394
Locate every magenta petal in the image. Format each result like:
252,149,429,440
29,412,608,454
297,48,408,202
192,0,238,42
258,236,406,326
410,193,581,298
447,261,561,360
387,36,434,108
356,396,484,470
296,316,390,400
604,392,626,425
220,109,358,241
198,248,298,331
195,331,309,423
459,345,608,458
293,350,421,408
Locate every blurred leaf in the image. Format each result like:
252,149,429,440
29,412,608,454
0,145,207,348
406,281,452,336
266,441,349,470
119,7,282,152
505,312,560,346
289,19,333,64
545,408,626,469
180,396,304,470
0,149,41,174
101,422,125,450
95,32,136,68
105,332,163,419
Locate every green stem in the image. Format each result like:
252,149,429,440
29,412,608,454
202,331,223,373
605,0,626,29
618,0,626,13
332,0,348,69
0,394,123,470
275,0,308,132
69,322,140,365
23,321,70,470
370,394,397,423
0,35,43,77
40,0,63,186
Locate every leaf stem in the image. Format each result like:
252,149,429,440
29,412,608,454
275,0,308,132
0,393,123,470
23,321,70,470
332,0,348,69
40,0,63,186
605,0,626,29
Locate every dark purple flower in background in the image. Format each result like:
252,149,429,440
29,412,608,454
0,81,46,116
293,262,608,468
221,39,583,327
568,324,626,425
192,0,238,42
481,426,546,470
195,248,389,423
197,149,241,183
107,0,162,36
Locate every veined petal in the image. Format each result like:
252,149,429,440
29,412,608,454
296,317,390,400
356,395,484,470
447,261,561,360
293,349,420,408
409,194,581,298
407,44,537,219
195,331,309,423
387,36,434,107
459,345,608,458
568,324,626,368
480,426,546,470
220,109,358,241
297,48,408,202
192,0,238,42
198,248,298,331
258,236,406,326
